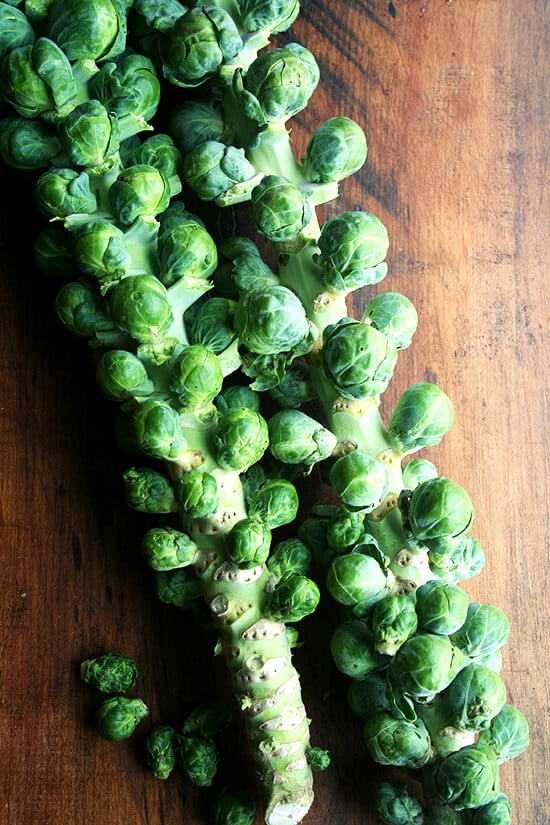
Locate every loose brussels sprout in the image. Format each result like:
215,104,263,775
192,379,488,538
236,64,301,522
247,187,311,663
239,43,320,125
364,711,434,769
146,725,178,779
141,526,198,571
447,663,507,732
267,537,311,581
347,670,391,720
183,140,257,202
46,0,127,61
128,399,187,461
267,573,320,623
122,466,176,513
327,552,388,607
95,349,154,402
303,116,367,183
449,602,510,658
361,292,419,351
80,651,138,693
375,781,424,825
326,509,365,552
251,175,312,244
329,450,390,513
58,100,120,174
0,38,77,122
402,457,438,489
54,279,114,338
169,345,223,415
224,517,271,568
432,744,500,810
177,734,219,786
414,579,469,635
109,274,176,363
189,297,236,354
174,469,220,519
73,221,130,291
322,318,398,399
89,52,160,130
268,409,337,466
214,384,261,414
371,594,419,655
388,383,455,453
0,2,35,58
240,0,299,34
157,201,217,288
169,99,226,154
154,566,202,608
330,619,386,679
0,114,62,171
317,211,389,292
95,696,149,742
405,477,474,543
209,783,256,825
247,478,299,529
109,164,171,226
391,633,467,701
162,6,243,88
477,704,530,764
471,793,512,825
234,284,311,355
215,407,269,471
34,168,97,220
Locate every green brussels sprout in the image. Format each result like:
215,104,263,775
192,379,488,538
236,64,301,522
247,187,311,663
406,477,474,543
109,164,171,226
122,466,176,513
162,6,243,88
177,734,219,786
307,746,331,771
402,458,438,489
326,509,365,551
189,297,236,354
322,318,398,399
174,469,220,519
239,43,320,125
109,274,176,363
217,236,279,297
34,224,75,279
0,3,35,58
54,279,114,338
432,743,500,810
240,0,299,34
267,573,320,623
183,140,258,203
58,100,120,174
347,670,391,720
388,383,455,453
95,349,154,402
128,399,187,461
130,0,188,57
327,552,388,607
127,133,182,179
80,651,138,693
423,800,463,825
247,478,299,528
209,783,256,825
303,116,367,183
267,538,312,581
364,711,433,769
235,284,311,355
330,619,386,679
141,526,198,572
268,409,337,466
448,663,507,732
169,345,223,415
362,292,419,350
471,793,512,825
415,579,470,635
251,175,312,244
392,633,467,701
154,566,202,607
34,168,97,220
89,52,160,131
1,37,77,122
146,725,177,779
449,602,510,658
46,0,127,61
328,450,390,512
375,781,424,825
429,534,486,582
371,594,419,655
157,202,217,288
317,211,389,292
182,702,232,738
73,221,130,291
477,704,530,764
215,407,269,471
0,114,62,171
225,517,271,568
95,696,149,742
214,384,260,414
267,361,314,409
168,99,226,154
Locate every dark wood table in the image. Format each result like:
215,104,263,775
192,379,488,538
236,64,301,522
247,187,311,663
0,1,547,823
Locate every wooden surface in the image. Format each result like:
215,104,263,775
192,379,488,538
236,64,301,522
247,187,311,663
0,1,548,823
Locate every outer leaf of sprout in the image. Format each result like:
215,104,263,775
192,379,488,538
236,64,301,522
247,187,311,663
169,99,226,154
240,0,300,35
46,0,127,61
157,202,217,288
471,793,512,825
0,3,35,58
448,663,507,732
35,168,97,220
168,345,223,414
267,538,312,581
347,670,391,720
89,52,160,123
235,284,311,355
73,222,130,290
402,458,438,489
154,567,202,607
317,211,389,292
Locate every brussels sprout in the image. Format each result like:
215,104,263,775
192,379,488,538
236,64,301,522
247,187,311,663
189,297,236,354
0,3,35,58
214,384,261,414
317,211,389,292
371,594,419,655
109,274,176,363
177,734,219,786
169,99,226,154
402,458,438,489
128,134,182,179
375,781,424,825
225,517,271,568
109,164,171,226
326,509,365,552
46,0,127,61
128,399,187,461
267,361,314,409
157,202,217,288
388,383,455,453
251,175,312,244
247,478,299,529
183,140,258,202
234,284,311,355
0,114,62,171
447,663,507,732
429,534,486,583
330,619,386,679
169,345,223,415
322,318,398,399
329,450,390,513
89,52,160,131
347,670,391,720
392,633,467,701
162,6,243,88
471,793,512,825
95,696,149,742
239,43,320,125
209,783,256,825
153,565,201,608
80,651,138,693
54,279,114,338
240,0,299,34
122,466,176,513
34,168,97,220
267,538,312,581
414,579,469,635
449,603,511,658
303,116,367,183
130,0,188,58
268,409,337,467
267,573,320,623
362,291,419,350
432,744,500,810
326,552,388,607
215,407,269,471
182,702,232,738
146,725,178,779
95,349,154,402
34,224,75,279
73,221,130,290
406,477,474,543
58,100,120,174
217,236,279,297
364,711,433,769
477,705,530,764
174,469,220,519
141,525,198,572
307,746,331,771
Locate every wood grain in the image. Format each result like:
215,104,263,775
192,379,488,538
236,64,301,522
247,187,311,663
0,1,547,823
